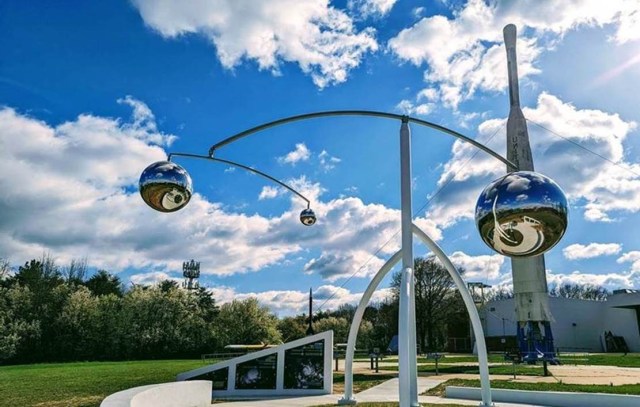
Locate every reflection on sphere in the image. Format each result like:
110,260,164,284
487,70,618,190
300,208,317,226
139,161,193,212
475,171,568,257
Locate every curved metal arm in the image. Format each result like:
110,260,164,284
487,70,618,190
208,110,516,171
168,152,310,208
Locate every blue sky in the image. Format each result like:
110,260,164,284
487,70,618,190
2,0,640,315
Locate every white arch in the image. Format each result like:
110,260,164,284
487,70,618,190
339,224,492,407
339,250,402,404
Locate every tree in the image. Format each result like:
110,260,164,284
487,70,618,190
278,315,308,342
549,283,609,301
61,258,88,286
158,279,179,292
314,316,350,344
85,270,123,297
217,298,282,346
391,256,465,352
0,286,39,361
487,286,514,301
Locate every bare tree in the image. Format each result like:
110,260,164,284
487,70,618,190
391,256,465,352
549,283,609,301
62,257,88,285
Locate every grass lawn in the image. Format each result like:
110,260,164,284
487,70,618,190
380,363,544,376
0,359,204,407
0,360,399,407
558,353,640,367
332,372,397,394
425,379,640,396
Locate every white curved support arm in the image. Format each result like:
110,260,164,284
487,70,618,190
412,223,493,407
340,250,402,404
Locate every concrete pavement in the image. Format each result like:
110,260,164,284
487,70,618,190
212,377,547,406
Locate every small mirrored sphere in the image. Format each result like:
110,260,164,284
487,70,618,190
300,208,317,226
475,171,568,257
139,161,193,213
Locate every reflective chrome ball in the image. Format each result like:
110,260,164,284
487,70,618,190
300,208,317,226
475,171,568,257
139,161,193,212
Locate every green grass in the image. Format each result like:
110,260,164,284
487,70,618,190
558,353,640,367
425,379,640,397
332,372,398,394
0,360,204,407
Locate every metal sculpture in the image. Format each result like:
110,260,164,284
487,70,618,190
476,171,568,257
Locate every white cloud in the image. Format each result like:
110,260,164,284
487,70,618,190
426,92,638,227
449,251,505,281
304,250,386,282
388,0,640,108
318,150,341,171
348,0,397,18
546,269,640,292
0,102,445,284
395,99,435,116
209,284,393,316
563,243,623,260
130,271,180,286
617,251,640,272
278,143,311,165
131,0,378,88
412,7,426,19
258,186,285,200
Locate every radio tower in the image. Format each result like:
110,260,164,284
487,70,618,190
306,288,315,335
182,259,201,291
504,24,555,362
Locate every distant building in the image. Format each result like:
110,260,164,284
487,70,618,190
480,290,640,352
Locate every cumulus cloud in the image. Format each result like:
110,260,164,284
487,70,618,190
389,0,640,108
278,143,311,165
130,271,180,286
426,92,638,227
258,186,285,200
0,101,445,284
546,268,640,292
0,101,302,275
563,243,623,260
617,251,640,272
131,0,378,88
348,0,397,18
449,251,505,280
209,284,393,316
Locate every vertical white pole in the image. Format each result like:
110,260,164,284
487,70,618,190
399,118,419,406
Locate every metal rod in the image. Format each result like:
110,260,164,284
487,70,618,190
168,152,310,207
399,120,419,406
207,110,516,171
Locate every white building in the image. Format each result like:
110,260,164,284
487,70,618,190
480,290,640,352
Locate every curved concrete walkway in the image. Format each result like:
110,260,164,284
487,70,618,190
212,377,546,406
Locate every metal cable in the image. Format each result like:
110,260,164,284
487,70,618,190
527,119,640,178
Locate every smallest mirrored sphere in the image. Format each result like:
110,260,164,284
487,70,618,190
139,161,193,213
475,171,568,258
300,208,317,226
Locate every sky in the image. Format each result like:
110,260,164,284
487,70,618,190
2,0,640,316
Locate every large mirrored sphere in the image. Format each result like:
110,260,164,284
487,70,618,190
139,161,193,212
475,171,568,257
